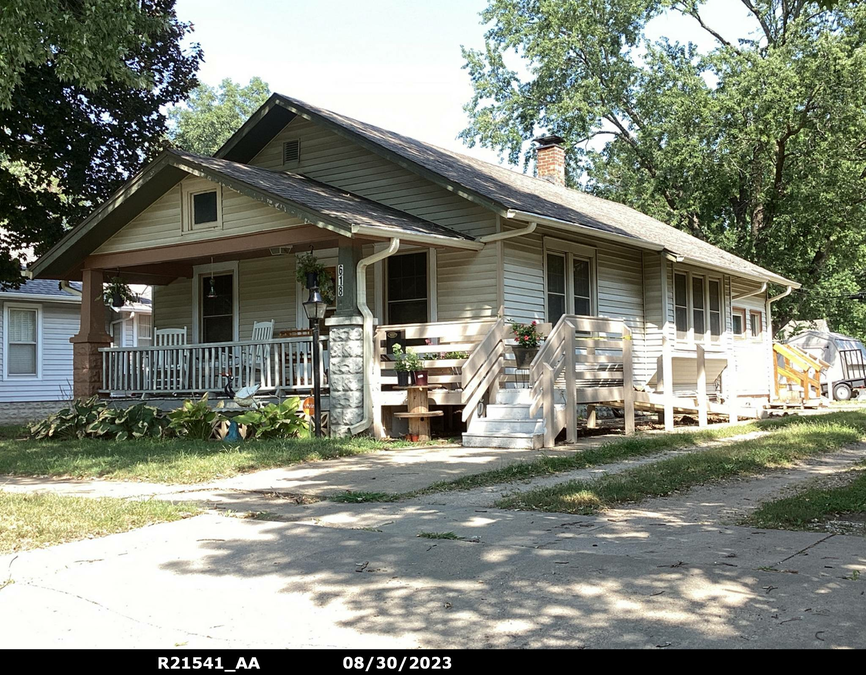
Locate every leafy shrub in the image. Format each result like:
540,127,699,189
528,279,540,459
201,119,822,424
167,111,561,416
86,403,168,441
29,396,107,440
167,393,225,440
234,397,311,440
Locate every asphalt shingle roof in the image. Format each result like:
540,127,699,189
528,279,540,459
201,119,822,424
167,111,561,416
172,150,475,243
271,94,796,285
0,278,80,298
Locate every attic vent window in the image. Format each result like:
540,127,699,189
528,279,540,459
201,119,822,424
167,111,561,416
283,139,300,165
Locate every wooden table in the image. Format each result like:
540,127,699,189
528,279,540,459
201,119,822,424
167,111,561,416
393,385,443,441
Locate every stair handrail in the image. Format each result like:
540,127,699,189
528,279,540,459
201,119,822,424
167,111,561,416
461,317,507,421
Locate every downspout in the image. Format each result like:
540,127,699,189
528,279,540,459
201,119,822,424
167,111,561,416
349,238,401,436
766,284,794,400
733,282,767,301
478,221,537,244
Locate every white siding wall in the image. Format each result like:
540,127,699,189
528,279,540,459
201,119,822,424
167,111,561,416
0,301,79,402
731,278,772,396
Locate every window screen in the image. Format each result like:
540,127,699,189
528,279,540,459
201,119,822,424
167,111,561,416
709,280,722,340
201,274,234,343
692,276,705,339
7,308,38,375
193,191,218,225
573,258,592,316
674,273,688,339
387,253,428,324
546,253,566,325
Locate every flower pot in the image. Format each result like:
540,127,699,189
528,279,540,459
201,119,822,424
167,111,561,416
305,271,318,289
396,370,410,387
407,433,419,442
110,291,124,308
512,346,538,369
412,370,429,387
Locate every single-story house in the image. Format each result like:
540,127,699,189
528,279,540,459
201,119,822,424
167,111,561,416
27,93,799,447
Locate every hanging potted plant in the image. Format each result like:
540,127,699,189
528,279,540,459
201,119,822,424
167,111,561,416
103,277,137,309
510,320,543,368
404,347,427,386
295,251,335,305
392,343,410,387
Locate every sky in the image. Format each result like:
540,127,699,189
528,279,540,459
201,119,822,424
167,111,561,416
175,0,757,168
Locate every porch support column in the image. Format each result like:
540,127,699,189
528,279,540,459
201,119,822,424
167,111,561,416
325,315,365,437
70,269,112,398
335,240,363,316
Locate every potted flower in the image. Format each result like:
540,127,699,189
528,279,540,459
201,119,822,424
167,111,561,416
392,343,410,387
295,250,335,305
103,277,137,308
510,320,543,368
404,347,427,386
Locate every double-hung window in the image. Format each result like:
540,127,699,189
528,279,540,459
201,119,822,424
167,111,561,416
673,271,723,343
544,239,596,325
5,305,40,378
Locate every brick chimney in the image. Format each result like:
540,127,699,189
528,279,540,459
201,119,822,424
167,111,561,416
534,135,566,186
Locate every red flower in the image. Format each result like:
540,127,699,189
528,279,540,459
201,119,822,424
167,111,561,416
531,321,537,326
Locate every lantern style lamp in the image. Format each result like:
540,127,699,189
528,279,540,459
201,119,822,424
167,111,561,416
302,284,326,437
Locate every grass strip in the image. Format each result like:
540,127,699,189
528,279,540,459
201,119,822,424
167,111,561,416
0,431,447,485
330,416,818,503
495,412,866,514
0,492,199,553
745,462,866,531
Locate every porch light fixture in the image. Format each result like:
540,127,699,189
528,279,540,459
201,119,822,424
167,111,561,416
303,284,326,438
207,257,217,299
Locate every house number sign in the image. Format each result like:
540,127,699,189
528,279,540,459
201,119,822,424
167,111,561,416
337,264,344,298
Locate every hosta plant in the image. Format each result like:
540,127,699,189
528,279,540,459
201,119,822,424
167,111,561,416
28,396,107,440
234,397,311,440
86,403,168,441
167,394,225,441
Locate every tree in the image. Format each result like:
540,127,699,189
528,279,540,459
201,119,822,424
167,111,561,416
461,0,866,337
0,0,202,287
168,77,271,155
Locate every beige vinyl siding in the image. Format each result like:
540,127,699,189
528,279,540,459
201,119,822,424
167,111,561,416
94,176,307,255
502,225,649,385
0,300,79,402
731,278,771,396
250,117,499,321
642,251,664,386
238,256,297,339
152,278,192,341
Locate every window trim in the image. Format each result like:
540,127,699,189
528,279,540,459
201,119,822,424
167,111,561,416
543,237,597,324
672,269,724,344
3,302,42,380
749,310,764,340
182,183,223,233
732,307,747,339
190,261,238,343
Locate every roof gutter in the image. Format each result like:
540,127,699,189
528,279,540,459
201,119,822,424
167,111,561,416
479,221,537,244
351,225,482,251
349,238,401,436
0,292,80,304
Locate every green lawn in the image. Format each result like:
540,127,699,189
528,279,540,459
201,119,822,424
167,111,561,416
330,416,813,503
0,492,199,553
496,412,866,514
746,462,866,532
0,428,436,484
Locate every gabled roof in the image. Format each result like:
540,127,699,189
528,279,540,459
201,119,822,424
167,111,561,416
29,148,481,279
218,93,798,287
0,278,81,302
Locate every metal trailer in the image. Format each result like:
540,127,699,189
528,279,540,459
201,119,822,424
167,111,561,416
785,330,866,400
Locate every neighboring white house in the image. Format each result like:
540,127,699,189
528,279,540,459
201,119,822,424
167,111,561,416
0,279,152,423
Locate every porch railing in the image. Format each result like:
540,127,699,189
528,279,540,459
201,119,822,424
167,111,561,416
100,336,329,396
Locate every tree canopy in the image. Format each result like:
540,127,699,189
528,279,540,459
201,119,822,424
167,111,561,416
461,0,866,336
0,0,201,287
168,77,271,155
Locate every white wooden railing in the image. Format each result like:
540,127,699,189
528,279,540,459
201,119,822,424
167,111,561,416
100,336,328,396
528,316,635,446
